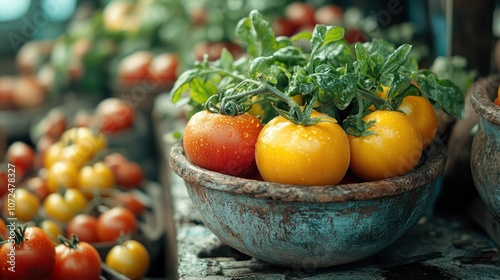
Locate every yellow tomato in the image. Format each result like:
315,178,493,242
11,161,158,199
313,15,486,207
39,219,64,244
60,127,107,157
106,240,150,280
61,143,93,169
46,161,79,192
43,141,64,168
348,110,422,181
5,189,40,222
79,162,115,190
255,110,350,185
397,95,438,149
43,188,88,223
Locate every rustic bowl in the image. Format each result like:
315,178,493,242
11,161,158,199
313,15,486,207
169,141,447,268
470,75,500,222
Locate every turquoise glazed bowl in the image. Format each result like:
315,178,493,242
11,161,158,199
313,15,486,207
470,75,500,222
170,141,447,268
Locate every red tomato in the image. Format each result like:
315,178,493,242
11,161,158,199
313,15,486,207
66,214,99,243
96,207,138,242
272,18,296,37
112,161,144,188
0,76,15,110
285,2,316,30
148,53,179,84
116,193,146,216
12,75,47,109
118,51,153,84
39,109,67,139
0,169,9,199
24,176,50,201
50,235,101,280
0,225,56,280
183,110,264,178
103,152,128,168
345,27,367,44
314,4,344,26
0,218,7,239
95,98,135,133
6,141,36,173
193,41,211,61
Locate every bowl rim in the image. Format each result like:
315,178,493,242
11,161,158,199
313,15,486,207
470,75,500,125
169,140,447,203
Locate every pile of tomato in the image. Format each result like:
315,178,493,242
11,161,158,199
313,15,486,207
173,9,462,187
182,88,438,185
0,106,153,279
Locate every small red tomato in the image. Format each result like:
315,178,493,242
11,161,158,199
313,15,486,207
103,152,128,168
148,53,179,84
0,218,7,239
25,176,50,201
0,168,9,199
118,51,153,84
40,109,67,139
116,193,146,216
345,27,367,44
96,207,138,242
0,76,15,110
183,110,263,178
12,75,47,109
272,18,296,37
0,225,56,280
66,214,100,243
95,98,135,133
6,141,36,173
314,4,344,26
113,161,144,188
285,2,316,30
50,235,101,280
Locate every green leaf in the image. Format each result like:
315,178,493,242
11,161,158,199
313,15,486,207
170,69,200,103
290,30,312,42
413,70,465,119
318,72,357,110
310,25,345,51
189,77,218,105
381,44,412,75
220,48,234,71
234,10,278,57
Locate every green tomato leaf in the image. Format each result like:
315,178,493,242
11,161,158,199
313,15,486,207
170,69,200,103
235,10,278,57
413,70,465,119
310,25,345,52
381,44,412,75
189,77,218,105
219,48,234,72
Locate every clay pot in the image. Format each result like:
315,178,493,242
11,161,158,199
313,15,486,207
170,141,447,268
470,75,500,222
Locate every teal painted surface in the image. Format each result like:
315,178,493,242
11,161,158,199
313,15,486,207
186,182,434,268
472,117,500,222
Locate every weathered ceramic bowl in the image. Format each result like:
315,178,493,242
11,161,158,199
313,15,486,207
470,75,500,222
169,141,447,268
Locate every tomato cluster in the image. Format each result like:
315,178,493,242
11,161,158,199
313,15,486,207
117,50,181,86
0,223,149,280
0,118,151,278
174,10,461,186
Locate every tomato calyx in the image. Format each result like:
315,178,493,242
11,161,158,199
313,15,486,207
1,224,28,248
58,234,81,249
205,77,333,126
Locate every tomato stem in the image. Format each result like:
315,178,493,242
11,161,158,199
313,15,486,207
59,234,80,249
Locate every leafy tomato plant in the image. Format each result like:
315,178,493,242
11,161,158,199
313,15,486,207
170,10,464,183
